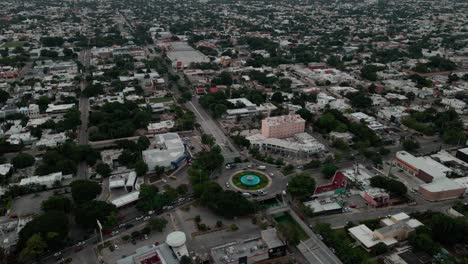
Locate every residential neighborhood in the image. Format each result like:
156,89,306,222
0,0,467,263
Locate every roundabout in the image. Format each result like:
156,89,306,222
230,170,271,191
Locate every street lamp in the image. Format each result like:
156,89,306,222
96,219,104,246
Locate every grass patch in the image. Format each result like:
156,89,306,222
274,213,309,241
149,97,173,103
231,170,269,190
2,41,24,48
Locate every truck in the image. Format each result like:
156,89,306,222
257,165,266,170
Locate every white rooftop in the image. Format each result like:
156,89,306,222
111,191,140,208
142,133,185,169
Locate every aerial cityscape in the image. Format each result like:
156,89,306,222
0,0,467,263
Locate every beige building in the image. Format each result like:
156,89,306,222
261,114,305,139
348,213,423,250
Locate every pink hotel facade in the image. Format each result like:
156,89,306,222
261,114,306,139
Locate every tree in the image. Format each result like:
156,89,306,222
0,89,9,103
96,163,112,178
134,160,148,176
347,91,372,109
70,180,102,204
12,153,35,169
154,165,165,177
402,139,420,152
149,218,168,232
282,164,295,175
287,174,316,200
176,184,188,195
74,201,117,229
19,234,47,263
201,189,254,218
406,92,416,102
82,83,104,97
201,134,215,146
370,176,407,196
409,226,440,255
321,164,337,178
296,108,313,123
41,196,71,213
137,136,150,151
180,255,192,264
136,184,175,212
276,223,300,245
18,211,69,252
192,146,224,174
271,92,284,104
373,242,388,255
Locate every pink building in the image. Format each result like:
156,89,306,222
261,114,305,139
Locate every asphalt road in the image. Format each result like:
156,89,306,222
186,97,240,162
77,49,91,179
308,196,466,228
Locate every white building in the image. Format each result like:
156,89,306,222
247,132,326,157
147,120,175,134
378,106,410,123
45,103,75,114
441,98,466,113
19,172,72,188
224,98,277,119
142,133,186,170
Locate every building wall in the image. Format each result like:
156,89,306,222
261,115,305,139
416,170,434,183
456,150,468,164
418,186,465,201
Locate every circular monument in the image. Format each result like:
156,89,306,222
230,170,271,191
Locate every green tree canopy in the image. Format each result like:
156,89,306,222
287,173,316,200
70,180,102,204
74,200,117,230
41,196,72,213
12,153,35,169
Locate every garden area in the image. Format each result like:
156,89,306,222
231,170,270,191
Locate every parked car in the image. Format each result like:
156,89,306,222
136,216,144,221
111,230,119,236
143,216,151,221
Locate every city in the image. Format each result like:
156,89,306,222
0,0,467,263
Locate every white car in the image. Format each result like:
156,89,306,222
111,231,119,236
144,234,149,240
136,216,144,221
148,210,155,215
114,244,119,250
143,216,151,221
225,182,230,188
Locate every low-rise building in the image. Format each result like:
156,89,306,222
142,133,187,170
224,98,277,119
394,151,465,201
147,120,175,134
378,106,410,123
348,213,423,251
18,172,72,188
210,228,286,264
117,242,180,264
247,132,326,157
